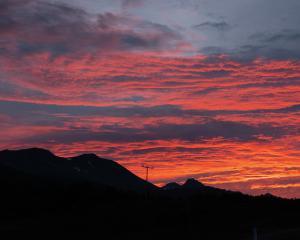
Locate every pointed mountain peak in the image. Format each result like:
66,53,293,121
162,182,181,190
182,178,204,189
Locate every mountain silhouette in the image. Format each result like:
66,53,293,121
0,148,299,239
182,178,205,189
162,178,235,197
162,178,206,191
162,182,181,190
0,148,156,191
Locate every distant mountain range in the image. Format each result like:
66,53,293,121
0,148,299,239
0,148,280,199
0,148,156,191
0,148,276,197
163,178,205,190
0,148,243,196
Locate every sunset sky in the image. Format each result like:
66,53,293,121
1,0,300,198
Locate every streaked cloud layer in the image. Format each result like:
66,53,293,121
1,0,300,198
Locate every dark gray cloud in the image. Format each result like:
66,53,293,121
193,21,231,31
22,119,289,145
250,30,300,44
1,100,300,122
226,29,300,60
191,0,300,60
202,44,300,61
193,87,222,95
0,101,192,118
22,0,299,60
0,0,183,58
0,100,297,150
114,96,147,102
0,80,51,100
2,0,300,60
202,28,300,61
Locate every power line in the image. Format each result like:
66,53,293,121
141,164,154,182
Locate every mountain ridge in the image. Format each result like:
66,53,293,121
0,148,299,239
0,148,156,191
0,148,290,199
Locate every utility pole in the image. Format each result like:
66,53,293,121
253,226,258,240
141,164,154,182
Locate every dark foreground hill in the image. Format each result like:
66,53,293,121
0,148,299,239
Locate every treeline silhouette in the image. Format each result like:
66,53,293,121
0,148,299,239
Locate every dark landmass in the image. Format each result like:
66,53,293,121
0,148,299,239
